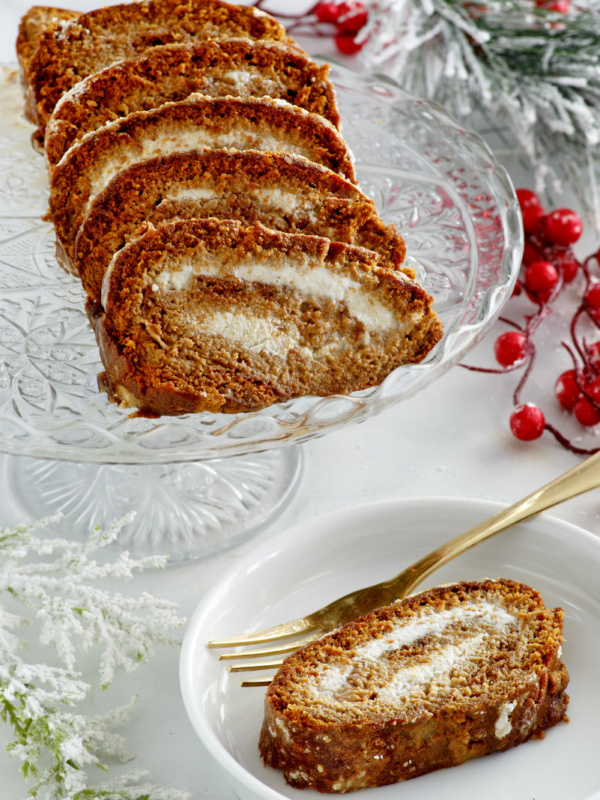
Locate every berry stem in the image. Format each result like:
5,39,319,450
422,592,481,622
512,342,536,407
544,423,600,456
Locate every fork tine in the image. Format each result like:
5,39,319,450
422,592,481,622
218,633,318,660
207,617,320,649
228,658,284,673
241,676,274,687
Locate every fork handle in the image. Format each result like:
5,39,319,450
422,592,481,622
387,449,600,596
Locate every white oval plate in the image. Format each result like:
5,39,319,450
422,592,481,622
180,498,600,800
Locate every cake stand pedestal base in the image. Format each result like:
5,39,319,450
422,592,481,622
2,447,303,561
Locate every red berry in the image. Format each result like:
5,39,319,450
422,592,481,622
553,252,579,283
588,287,600,325
524,260,559,302
587,341,600,372
510,404,545,441
516,188,541,208
315,2,343,23
586,376,600,404
462,2,488,14
543,208,583,246
537,0,570,10
561,261,579,283
494,331,527,367
585,283,600,310
522,205,545,235
574,396,600,427
334,32,364,54
336,2,367,33
554,369,582,410
516,189,545,235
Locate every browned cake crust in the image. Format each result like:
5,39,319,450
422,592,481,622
259,579,569,793
16,5,79,124
16,5,77,73
74,149,408,302
25,0,290,143
89,218,442,416
48,95,357,269
45,39,339,169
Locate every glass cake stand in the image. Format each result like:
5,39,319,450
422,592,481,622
0,61,523,560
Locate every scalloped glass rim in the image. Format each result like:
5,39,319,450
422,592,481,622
0,61,523,464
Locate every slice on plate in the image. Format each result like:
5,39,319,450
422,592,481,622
260,579,569,793
74,148,407,302
23,0,289,145
49,94,357,270
44,39,339,170
88,218,442,416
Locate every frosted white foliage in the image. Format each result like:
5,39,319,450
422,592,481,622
354,0,600,224
0,514,190,800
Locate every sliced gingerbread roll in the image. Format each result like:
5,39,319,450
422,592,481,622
260,579,569,793
89,218,442,416
45,39,339,170
48,95,357,270
74,149,407,302
24,0,290,145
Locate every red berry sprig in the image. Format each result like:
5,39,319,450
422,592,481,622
316,1,368,55
250,1,368,56
463,189,600,455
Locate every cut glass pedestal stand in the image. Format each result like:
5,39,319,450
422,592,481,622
0,62,523,560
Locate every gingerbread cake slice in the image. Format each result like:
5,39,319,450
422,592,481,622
45,39,339,169
74,149,408,302
24,0,290,145
88,218,442,416
259,579,569,793
48,95,357,270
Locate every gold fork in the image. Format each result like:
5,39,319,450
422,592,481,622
208,450,600,686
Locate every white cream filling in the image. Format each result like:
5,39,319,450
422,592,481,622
316,663,353,697
158,186,310,218
220,69,278,96
376,634,487,700
154,263,194,291
105,257,402,333
254,187,303,213
357,601,514,662
274,717,293,743
311,600,516,705
190,309,312,359
223,69,254,86
196,258,401,332
102,252,404,352
159,187,217,204
495,700,517,738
